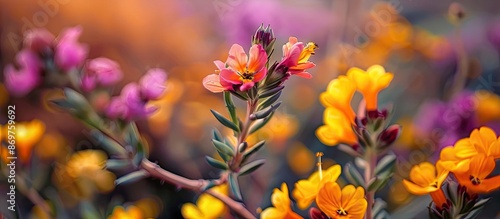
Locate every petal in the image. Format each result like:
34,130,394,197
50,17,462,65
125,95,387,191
454,138,477,158
220,69,241,85
469,154,495,179
480,175,500,193
316,182,341,218
213,60,225,70
226,44,247,72
260,207,286,219
402,179,437,195
253,67,267,82
181,203,205,219
409,162,437,186
247,44,267,73
470,127,497,154
239,81,255,91
293,181,317,209
489,138,500,158
202,74,226,93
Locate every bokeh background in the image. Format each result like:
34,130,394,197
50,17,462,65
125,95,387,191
1,0,500,218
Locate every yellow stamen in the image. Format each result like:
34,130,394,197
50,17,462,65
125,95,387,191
298,42,318,63
316,152,324,180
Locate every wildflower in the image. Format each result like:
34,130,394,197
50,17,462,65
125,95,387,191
474,90,500,123
64,150,115,194
181,184,228,219
261,183,303,219
453,127,500,159
293,161,341,209
252,24,276,54
347,65,393,111
402,162,449,208
55,26,88,71
23,28,55,53
108,205,143,219
438,146,470,173
139,68,167,100
316,107,358,146
15,120,46,163
319,76,356,123
454,154,500,194
316,182,367,219
81,57,123,92
105,83,157,120
279,37,317,78
4,49,42,96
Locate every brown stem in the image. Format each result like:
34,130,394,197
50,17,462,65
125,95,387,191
231,99,258,170
140,159,256,219
364,150,377,219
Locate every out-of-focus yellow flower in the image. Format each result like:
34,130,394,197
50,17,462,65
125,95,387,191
257,112,298,150
181,184,228,219
15,119,46,163
319,76,356,122
133,198,162,219
34,131,68,161
316,107,357,146
347,65,393,111
403,162,448,208
286,142,315,175
260,183,303,219
108,205,143,219
293,164,341,209
474,90,500,123
316,182,367,219
454,154,500,194
54,150,115,200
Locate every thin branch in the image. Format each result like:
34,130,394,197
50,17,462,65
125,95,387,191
140,159,256,219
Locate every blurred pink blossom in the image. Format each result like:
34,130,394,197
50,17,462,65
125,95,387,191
81,57,123,92
4,49,42,96
23,28,55,53
139,68,167,100
55,26,88,71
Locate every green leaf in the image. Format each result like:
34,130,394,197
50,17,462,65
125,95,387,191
242,140,265,164
354,157,367,170
50,99,74,110
228,173,242,201
90,130,128,157
205,156,228,170
372,198,387,218
249,111,275,134
212,139,235,157
251,101,281,120
223,91,238,124
115,170,149,185
105,159,132,171
375,154,396,176
229,90,248,101
344,163,365,187
258,86,284,98
124,122,141,148
368,174,393,192
210,109,240,132
64,88,90,111
238,159,265,176
212,129,223,142
257,90,282,110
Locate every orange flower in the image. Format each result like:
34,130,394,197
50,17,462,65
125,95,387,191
260,183,303,219
453,127,500,159
346,65,393,111
402,162,449,208
319,76,356,123
292,164,341,209
316,182,367,219
107,205,143,219
454,154,500,194
316,107,357,146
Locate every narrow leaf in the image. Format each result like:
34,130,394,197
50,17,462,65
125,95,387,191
205,156,228,170
344,163,365,187
106,159,132,171
238,159,265,176
212,139,235,157
90,130,128,157
211,109,239,132
257,90,282,110
251,101,281,120
115,170,149,185
258,86,284,98
375,154,396,175
249,111,275,134
212,129,223,142
224,91,238,124
228,173,242,201
242,140,265,164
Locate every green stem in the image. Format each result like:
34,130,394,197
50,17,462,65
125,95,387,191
231,99,258,171
364,149,377,219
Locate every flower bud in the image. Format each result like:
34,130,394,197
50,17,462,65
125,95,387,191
252,24,276,55
81,57,123,92
309,207,328,219
24,28,55,53
4,50,42,96
139,68,167,100
55,26,88,71
377,124,401,148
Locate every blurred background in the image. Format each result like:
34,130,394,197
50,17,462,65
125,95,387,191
1,0,500,218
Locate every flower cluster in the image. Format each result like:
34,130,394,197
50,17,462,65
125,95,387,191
404,127,500,218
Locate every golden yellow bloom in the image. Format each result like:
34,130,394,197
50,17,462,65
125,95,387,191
454,154,500,194
347,65,393,111
260,183,303,219
454,127,500,159
316,107,357,146
439,146,470,173
181,184,228,219
108,205,143,219
319,76,356,123
403,162,448,208
475,90,500,123
316,182,367,219
13,119,45,162
293,164,341,209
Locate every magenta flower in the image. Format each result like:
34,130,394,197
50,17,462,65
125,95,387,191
23,28,55,53
279,37,316,79
3,49,42,96
55,26,88,71
139,68,167,100
203,44,267,92
105,83,158,121
81,57,123,92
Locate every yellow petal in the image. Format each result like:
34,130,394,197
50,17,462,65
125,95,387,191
402,179,437,195
181,203,205,219
469,154,495,179
316,182,342,217
260,207,285,219
470,127,497,154
454,138,477,158
409,162,436,186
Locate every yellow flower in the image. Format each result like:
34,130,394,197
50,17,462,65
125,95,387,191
454,154,500,194
316,107,357,146
319,76,356,123
347,65,393,111
475,90,500,123
13,119,45,162
454,127,500,159
260,183,303,219
316,182,367,219
108,206,143,219
438,146,470,173
181,184,228,219
402,162,448,208
293,164,341,209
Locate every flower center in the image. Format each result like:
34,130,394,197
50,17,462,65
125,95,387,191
336,208,348,216
469,176,481,185
238,70,254,82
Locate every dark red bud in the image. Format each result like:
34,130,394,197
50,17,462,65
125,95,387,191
378,124,401,146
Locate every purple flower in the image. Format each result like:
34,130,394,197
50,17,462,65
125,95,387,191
105,97,127,119
139,68,167,100
81,57,123,92
55,26,88,71
23,28,55,53
105,83,158,121
4,50,42,96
